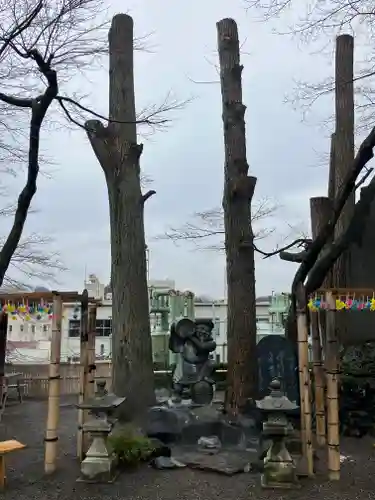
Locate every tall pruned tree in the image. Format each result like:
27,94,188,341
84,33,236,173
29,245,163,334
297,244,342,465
85,14,157,417
217,18,258,416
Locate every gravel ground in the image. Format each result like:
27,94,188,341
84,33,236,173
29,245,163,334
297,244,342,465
1,398,375,500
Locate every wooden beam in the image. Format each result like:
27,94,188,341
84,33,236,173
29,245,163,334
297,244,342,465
0,291,99,303
313,288,375,296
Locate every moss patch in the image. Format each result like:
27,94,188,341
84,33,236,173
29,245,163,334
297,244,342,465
108,425,155,468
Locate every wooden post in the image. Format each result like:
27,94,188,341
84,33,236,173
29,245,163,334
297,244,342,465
325,291,340,481
82,304,97,453
44,292,63,474
310,197,334,447
296,283,314,477
77,289,89,460
0,312,8,410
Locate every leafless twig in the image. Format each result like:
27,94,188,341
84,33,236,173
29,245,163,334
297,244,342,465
155,197,278,251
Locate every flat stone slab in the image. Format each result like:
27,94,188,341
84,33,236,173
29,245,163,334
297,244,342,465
173,449,258,475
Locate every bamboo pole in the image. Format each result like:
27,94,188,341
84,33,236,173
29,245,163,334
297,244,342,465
44,292,63,474
77,289,89,461
311,312,326,446
0,312,8,410
310,196,333,447
296,284,314,477
325,291,340,481
82,304,97,454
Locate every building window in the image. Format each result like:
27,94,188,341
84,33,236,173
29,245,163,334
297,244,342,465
68,319,80,337
8,325,12,333
96,319,112,337
43,324,49,332
31,325,36,333
100,343,105,356
20,324,24,332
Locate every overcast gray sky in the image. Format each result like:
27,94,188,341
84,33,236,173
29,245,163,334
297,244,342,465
2,0,344,297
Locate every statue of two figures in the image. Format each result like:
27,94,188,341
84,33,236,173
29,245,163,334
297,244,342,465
169,318,217,405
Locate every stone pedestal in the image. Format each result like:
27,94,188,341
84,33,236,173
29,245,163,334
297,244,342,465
76,381,125,483
78,418,117,483
261,422,299,489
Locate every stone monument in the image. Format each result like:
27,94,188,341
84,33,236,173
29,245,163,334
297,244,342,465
169,317,216,404
256,334,299,404
256,378,300,489
76,380,125,483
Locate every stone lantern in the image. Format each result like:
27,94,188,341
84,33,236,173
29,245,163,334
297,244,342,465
256,378,300,489
76,380,125,483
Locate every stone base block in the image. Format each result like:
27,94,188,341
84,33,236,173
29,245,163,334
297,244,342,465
77,456,118,484
261,474,301,489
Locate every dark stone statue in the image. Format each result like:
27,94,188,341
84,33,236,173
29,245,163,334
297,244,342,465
169,318,216,404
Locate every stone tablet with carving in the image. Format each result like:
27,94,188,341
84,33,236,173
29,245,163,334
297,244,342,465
256,335,299,403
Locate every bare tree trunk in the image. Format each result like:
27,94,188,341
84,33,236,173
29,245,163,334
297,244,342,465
86,14,155,418
328,133,336,202
330,35,354,389
217,18,258,416
333,34,354,287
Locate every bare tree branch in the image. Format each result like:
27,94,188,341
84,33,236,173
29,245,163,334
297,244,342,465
247,0,375,128
0,0,174,173
0,197,65,285
4,233,66,287
155,197,278,251
56,92,191,132
0,1,186,292
0,0,109,288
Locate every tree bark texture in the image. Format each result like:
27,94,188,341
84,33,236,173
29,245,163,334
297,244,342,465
328,133,336,202
217,18,258,416
85,14,155,418
333,34,354,288
332,35,353,354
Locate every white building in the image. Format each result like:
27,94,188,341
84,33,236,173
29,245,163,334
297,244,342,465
6,275,287,365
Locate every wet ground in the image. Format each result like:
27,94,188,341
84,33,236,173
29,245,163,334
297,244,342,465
1,397,375,500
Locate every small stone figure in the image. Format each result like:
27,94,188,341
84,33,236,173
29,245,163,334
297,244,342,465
256,378,300,489
169,318,216,404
